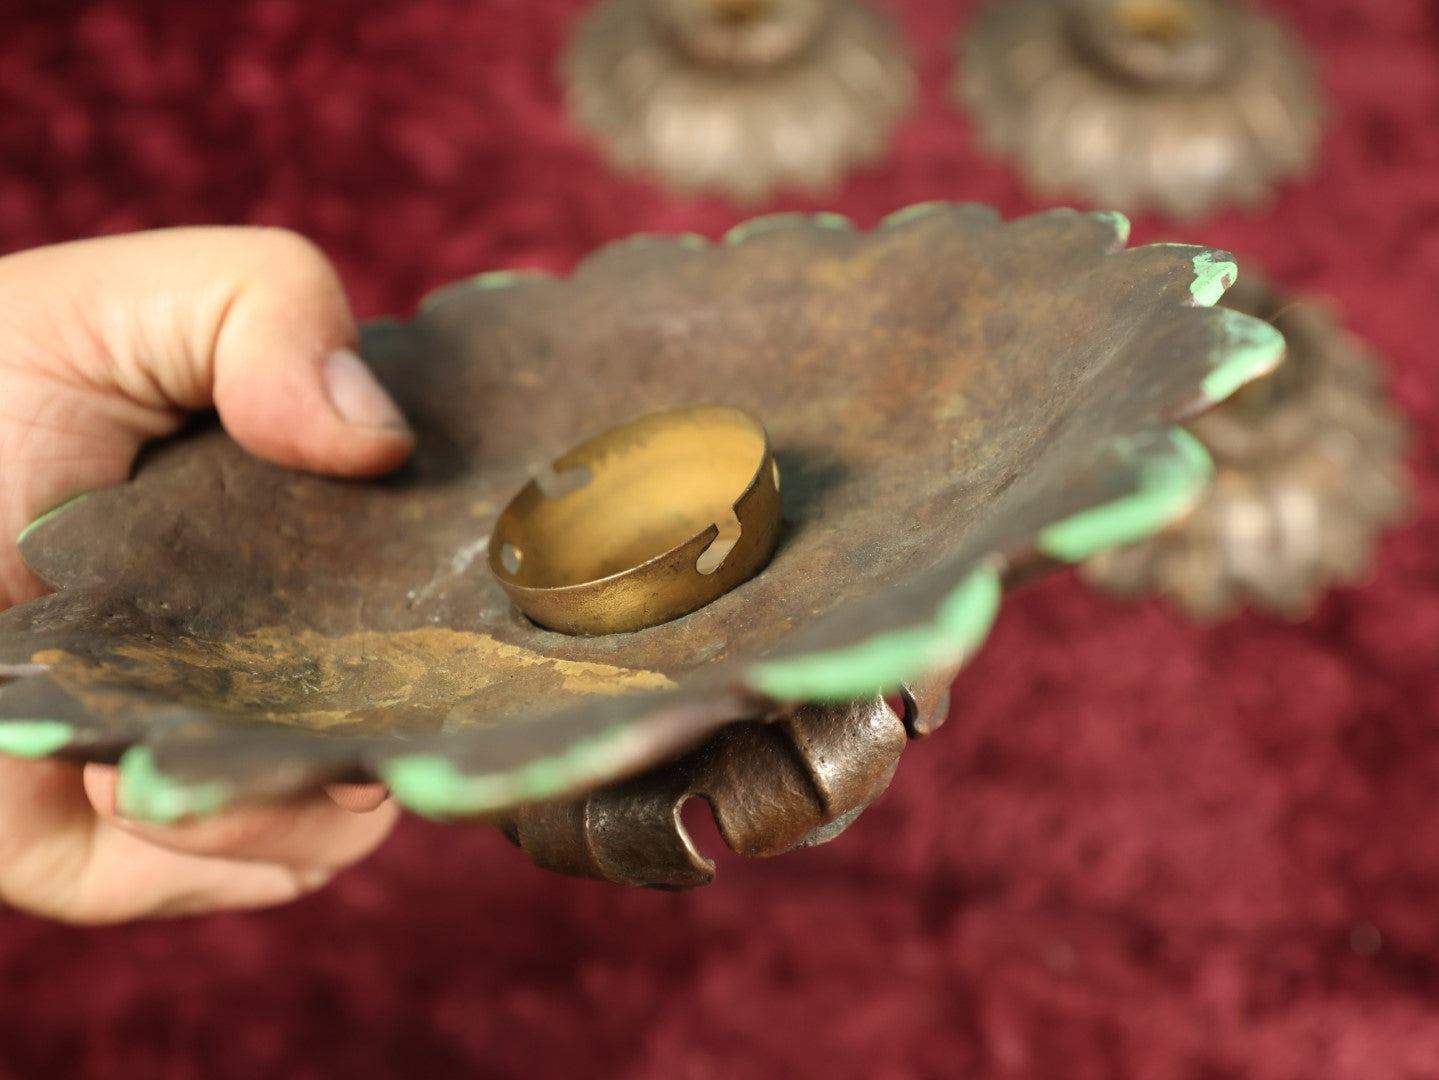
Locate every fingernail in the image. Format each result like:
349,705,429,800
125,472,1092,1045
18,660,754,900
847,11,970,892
324,781,392,813
323,347,410,433
293,867,335,893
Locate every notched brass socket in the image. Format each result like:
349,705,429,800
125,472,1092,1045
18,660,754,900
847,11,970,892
488,405,782,635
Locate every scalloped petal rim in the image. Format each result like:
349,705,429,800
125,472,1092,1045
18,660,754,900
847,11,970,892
4,205,1285,823
15,492,94,546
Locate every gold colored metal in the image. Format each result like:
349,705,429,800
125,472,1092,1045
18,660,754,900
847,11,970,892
487,405,782,635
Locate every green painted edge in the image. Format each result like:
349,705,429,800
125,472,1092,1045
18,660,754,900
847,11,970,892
416,269,555,314
17,492,94,546
744,563,1003,704
1088,210,1131,248
0,720,73,759
722,211,855,245
879,201,951,229
1203,307,1287,404
383,722,647,819
1188,249,1238,307
115,746,233,825
468,269,550,291
1036,429,1214,564
1149,244,1238,307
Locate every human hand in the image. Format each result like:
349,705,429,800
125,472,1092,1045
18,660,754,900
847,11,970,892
0,227,413,922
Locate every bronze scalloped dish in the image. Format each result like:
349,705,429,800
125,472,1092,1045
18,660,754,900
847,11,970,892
0,206,1283,886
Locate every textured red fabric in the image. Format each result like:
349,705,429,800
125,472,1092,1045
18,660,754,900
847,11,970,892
2,1,1438,1077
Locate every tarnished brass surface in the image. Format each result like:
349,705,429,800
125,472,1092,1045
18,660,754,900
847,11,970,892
1082,271,1412,620
562,0,915,202
489,405,782,635
956,0,1323,220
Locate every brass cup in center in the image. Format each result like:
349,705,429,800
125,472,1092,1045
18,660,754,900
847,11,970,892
487,405,782,636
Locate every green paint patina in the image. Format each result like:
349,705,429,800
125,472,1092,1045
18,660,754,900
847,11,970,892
468,269,552,291
1037,429,1214,563
1203,307,1287,404
384,723,640,819
417,269,554,314
1088,210,1131,248
0,720,73,759
1189,249,1238,306
116,746,233,824
1161,246,1238,307
745,563,1003,703
17,492,94,546
723,212,855,245
879,202,950,230
383,756,512,819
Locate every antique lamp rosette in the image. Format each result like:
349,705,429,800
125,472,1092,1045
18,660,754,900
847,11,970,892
0,206,1282,887
561,0,915,203
956,0,1323,220
1082,270,1411,620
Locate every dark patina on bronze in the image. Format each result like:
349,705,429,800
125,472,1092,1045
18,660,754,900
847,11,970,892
0,207,1283,886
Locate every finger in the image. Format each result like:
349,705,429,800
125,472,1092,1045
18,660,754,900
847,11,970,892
72,822,332,923
1,226,416,609
0,225,413,486
83,763,399,870
324,782,392,813
0,758,321,923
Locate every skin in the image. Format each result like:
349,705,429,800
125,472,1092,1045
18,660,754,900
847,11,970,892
0,227,417,924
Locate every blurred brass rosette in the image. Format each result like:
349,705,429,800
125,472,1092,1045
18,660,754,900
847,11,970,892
563,0,915,202
957,0,1323,220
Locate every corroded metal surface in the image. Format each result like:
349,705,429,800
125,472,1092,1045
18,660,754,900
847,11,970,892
0,207,1285,883
562,0,915,202
1082,270,1412,620
956,0,1323,220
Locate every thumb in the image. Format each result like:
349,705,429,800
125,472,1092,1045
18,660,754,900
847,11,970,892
0,226,414,607
4,226,413,480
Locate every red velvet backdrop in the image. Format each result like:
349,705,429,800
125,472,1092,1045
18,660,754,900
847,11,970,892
2,1,1438,1077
